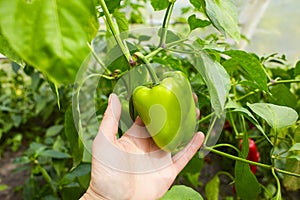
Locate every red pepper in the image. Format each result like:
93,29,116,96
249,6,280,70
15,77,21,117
239,139,260,174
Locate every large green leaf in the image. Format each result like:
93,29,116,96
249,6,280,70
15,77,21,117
0,28,23,64
160,185,203,200
235,139,261,200
224,50,268,92
0,0,99,84
235,160,261,200
194,50,230,116
247,103,298,131
202,0,240,42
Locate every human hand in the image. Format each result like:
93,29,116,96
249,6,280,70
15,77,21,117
80,93,204,200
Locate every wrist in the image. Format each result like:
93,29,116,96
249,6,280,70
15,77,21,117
80,186,108,200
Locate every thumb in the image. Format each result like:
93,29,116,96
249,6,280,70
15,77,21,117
97,93,121,142
172,132,204,174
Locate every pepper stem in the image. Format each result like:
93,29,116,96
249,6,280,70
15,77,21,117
133,52,160,85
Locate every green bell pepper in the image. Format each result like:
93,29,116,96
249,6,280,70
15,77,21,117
132,71,197,152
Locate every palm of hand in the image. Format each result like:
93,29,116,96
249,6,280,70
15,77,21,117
85,94,204,200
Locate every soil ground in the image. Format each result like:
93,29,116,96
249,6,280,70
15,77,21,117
0,148,29,200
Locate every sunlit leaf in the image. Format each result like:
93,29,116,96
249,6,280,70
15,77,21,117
193,50,230,116
0,0,99,84
202,0,240,42
247,103,298,131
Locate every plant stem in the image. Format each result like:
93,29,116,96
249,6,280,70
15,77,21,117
268,79,300,86
159,1,175,47
212,143,240,154
275,167,300,177
216,171,235,182
88,43,111,74
204,146,271,169
235,89,260,102
229,111,239,136
204,146,300,178
145,38,188,60
272,168,282,200
197,112,214,124
203,115,218,145
99,0,132,64
133,52,159,85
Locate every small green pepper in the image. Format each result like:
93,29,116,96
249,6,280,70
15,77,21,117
132,71,197,152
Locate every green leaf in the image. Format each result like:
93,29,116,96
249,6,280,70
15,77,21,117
160,185,203,200
189,0,202,9
14,156,31,165
288,155,300,161
226,100,272,145
294,60,300,77
224,50,268,92
269,84,297,109
247,103,298,131
283,158,300,191
205,175,220,200
150,0,169,11
40,150,70,159
11,114,22,127
203,0,240,42
188,14,211,31
113,10,129,33
0,184,8,192
105,41,136,71
235,160,261,200
178,154,203,188
0,0,99,84
194,50,230,117
65,105,83,167
60,163,91,185
0,28,23,64
295,126,300,143
158,29,181,44
289,143,300,151
46,125,64,137
234,134,260,200
104,0,121,13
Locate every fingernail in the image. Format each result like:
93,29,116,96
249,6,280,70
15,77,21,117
108,93,115,105
109,93,120,117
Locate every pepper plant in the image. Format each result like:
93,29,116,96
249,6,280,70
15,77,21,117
0,0,300,199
